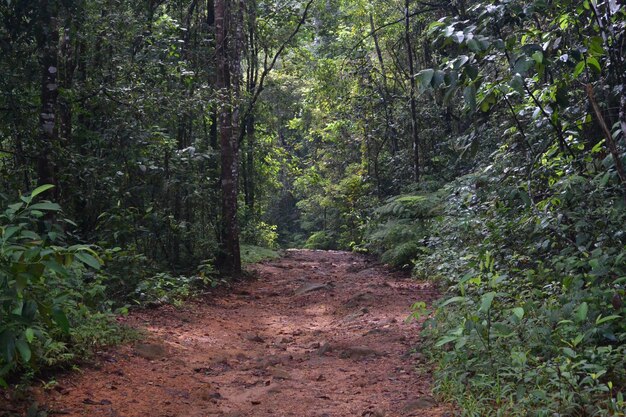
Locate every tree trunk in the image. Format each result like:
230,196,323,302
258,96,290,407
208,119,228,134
404,0,420,182
215,0,241,275
244,114,255,211
243,1,257,211
37,0,60,200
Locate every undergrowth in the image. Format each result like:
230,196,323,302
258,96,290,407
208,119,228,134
0,189,279,389
366,153,626,415
241,245,280,265
0,186,136,387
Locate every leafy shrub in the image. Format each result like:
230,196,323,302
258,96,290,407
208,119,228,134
424,253,626,416
0,186,124,385
380,241,426,269
416,159,626,415
240,245,280,265
241,220,279,249
99,248,158,301
365,190,444,268
134,261,220,307
374,192,444,220
304,231,337,250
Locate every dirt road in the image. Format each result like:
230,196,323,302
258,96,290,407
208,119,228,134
38,250,450,416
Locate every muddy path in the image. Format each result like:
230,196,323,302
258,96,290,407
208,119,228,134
37,250,450,417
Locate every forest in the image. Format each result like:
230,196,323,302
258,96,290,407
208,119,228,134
1,0,625,415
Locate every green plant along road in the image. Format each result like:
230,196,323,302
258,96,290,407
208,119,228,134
1,0,626,416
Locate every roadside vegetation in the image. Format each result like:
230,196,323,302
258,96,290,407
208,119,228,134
1,0,625,414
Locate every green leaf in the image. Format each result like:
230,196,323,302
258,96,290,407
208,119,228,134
15,339,31,362
28,202,62,212
75,252,102,270
572,333,584,347
0,331,16,362
575,302,589,322
427,20,445,33
451,31,464,44
52,309,70,334
30,184,55,199
479,292,496,313
464,85,476,111
455,336,467,349
509,75,524,94
596,314,620,325
24,328,34,343
563,347,577,358
7,202,23,212
432,70,445,88
513,57,533,75
20,230,40,240
586,56,601,73
467,38,481,52
435,335,458,347
573,60,586,78
464,65,479,81
518,190,531,206
493,323,515,337
43,260,69,277
2,226,20,241
416,69,434,90
588,36,605,56
453,55,469,69
439,296,467,308
512,307,525,320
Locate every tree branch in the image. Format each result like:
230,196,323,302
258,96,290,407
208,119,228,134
348,6,441,56
585,83,626,200
239,0,315,143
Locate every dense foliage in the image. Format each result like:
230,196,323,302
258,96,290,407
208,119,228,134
262,0,626,414
1,0,625,413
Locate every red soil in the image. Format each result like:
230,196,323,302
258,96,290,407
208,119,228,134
31,250,451,416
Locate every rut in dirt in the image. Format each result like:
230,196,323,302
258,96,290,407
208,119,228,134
38,250,451,417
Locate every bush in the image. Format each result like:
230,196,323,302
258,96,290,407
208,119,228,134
240,245,280,265
365,190,444,268
0,186,124,386
304,231,337,250
415,161,626,415
380,241,426,269
240,220,279,249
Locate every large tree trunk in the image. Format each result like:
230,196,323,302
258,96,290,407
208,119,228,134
215,0,241,275
404,0,420,182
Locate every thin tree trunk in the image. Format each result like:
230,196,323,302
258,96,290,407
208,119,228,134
586,84,626,201
59,20,74,146
37,0,59,200
404,0,420,182
244,1,257,211
207,0,218,158
370,13,397,155
245,114,255,211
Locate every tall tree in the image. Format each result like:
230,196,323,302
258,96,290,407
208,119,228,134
37,0,60,199
404,0,419,182
215,0,242,274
